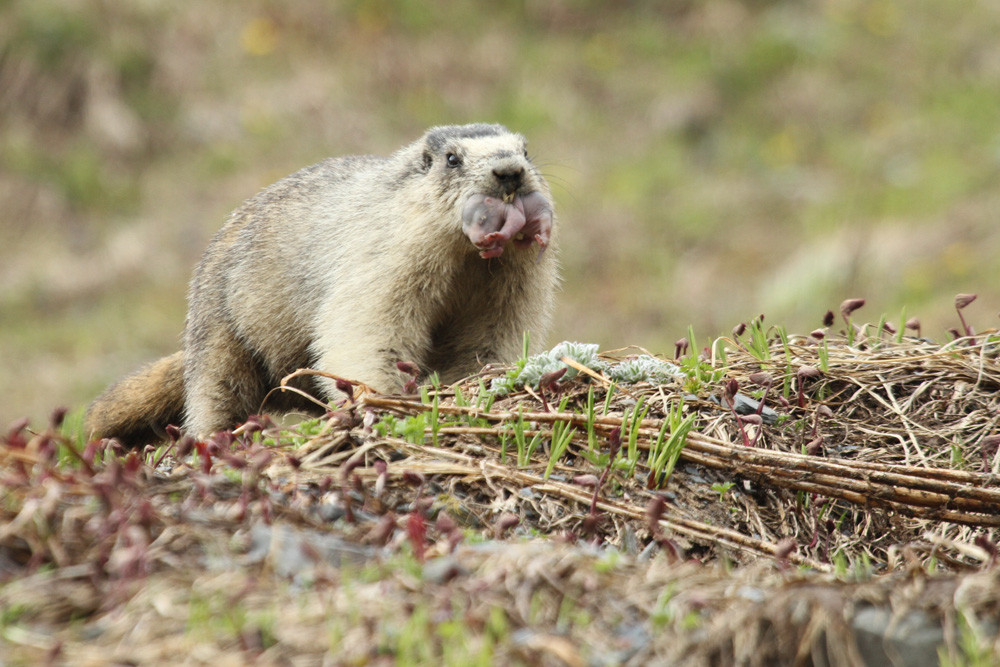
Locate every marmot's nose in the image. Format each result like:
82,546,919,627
492,165,524,195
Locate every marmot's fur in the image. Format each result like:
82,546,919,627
85,124,560,445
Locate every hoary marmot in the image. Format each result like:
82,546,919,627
85,123,560,445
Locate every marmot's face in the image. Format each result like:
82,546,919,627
421,125,554,259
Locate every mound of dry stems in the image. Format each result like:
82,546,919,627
3,313,1000,664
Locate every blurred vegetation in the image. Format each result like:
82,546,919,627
2,0,1000,427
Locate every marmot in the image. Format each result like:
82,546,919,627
85,123,559,445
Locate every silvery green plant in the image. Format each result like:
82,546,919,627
606,355,680,384
491,342,680,394
491,341,605,394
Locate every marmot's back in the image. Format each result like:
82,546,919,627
85,124,560,445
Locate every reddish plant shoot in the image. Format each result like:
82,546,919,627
955,293,977,337
839,298,865,325
406,511,427,562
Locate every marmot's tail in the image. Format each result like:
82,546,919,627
84,351,186,447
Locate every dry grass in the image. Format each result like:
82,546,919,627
3,330,1000,664
317,328,1000,570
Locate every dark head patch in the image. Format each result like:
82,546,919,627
424,124,509,154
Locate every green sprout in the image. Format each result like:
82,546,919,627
710,481,735,500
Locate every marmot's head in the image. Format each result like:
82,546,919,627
412,123,554,259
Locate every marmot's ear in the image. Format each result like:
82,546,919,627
421,150,433,173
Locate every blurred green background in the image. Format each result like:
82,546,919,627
3,0,1000,428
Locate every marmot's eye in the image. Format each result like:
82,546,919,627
523,149,529,159
446,153,461,168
